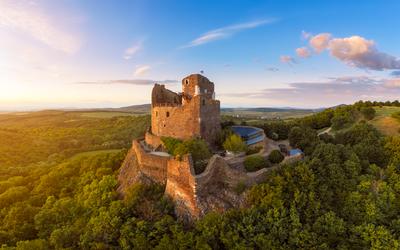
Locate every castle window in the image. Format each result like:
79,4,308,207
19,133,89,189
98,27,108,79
185,79,189,85
204,89,208,94
166,111,170,117
156,111,158,117
202,99,205,106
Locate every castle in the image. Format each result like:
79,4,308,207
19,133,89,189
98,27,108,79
118,74,270,221
150,74,221,146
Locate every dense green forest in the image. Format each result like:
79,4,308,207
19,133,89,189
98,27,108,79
1,102,400,249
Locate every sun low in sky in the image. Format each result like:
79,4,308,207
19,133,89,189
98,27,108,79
1,0,400,110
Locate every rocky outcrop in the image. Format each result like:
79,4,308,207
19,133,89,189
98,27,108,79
118,139,270,221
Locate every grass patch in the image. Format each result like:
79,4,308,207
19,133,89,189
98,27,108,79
80,111,136,118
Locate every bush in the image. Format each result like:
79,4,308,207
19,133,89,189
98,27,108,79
246,146,262,155
244,155,269,172
161,137,182,154
268,150,284,164
223,134,247,154
361,107,376,120
173,138,211,174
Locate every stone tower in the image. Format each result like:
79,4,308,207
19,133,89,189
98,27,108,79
150,74,220,145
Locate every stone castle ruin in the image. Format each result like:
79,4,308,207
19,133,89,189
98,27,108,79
118,74,271,221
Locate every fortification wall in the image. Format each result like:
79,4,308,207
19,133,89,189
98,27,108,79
165,155,200,219
132,140,169,185
145,131,163,149
151,102,201,141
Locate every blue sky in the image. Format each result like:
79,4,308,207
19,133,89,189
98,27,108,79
1,0,400,110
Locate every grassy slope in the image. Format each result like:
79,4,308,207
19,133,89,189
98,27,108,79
370,107,400,136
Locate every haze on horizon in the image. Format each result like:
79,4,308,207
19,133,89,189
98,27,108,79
1,0,400,110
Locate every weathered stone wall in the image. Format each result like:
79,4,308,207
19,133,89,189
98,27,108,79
132,140,170,185
165,155,201,220
150,74,221,146
144,131,163,149
152,84,182,105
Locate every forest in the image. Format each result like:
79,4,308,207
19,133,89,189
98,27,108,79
1,101,400,249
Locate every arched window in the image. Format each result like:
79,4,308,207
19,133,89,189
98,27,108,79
185,79,189,85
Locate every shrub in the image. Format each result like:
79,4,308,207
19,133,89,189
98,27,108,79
223,134,247,154
246,146,262,155
244,155,269,172
161,137,182,154
173,138,211,174
268,150,284,164
361,107,376,120
215,128,233,149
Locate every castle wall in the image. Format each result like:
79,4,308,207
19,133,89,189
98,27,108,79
165,155,200,219
145,131,163,149
151,95,220,145
132,140,169,185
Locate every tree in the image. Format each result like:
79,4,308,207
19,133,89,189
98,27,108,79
268,150,284,164
361,107,376,120
223,134,247,154
174,138,211,174
244,155,269,172
288,126,319,155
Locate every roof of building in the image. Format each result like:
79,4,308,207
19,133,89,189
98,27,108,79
289,149,302,156
231,126,265,145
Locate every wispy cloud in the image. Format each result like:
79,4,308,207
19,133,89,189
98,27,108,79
124,40,143,60
280,55,296,64
75,79,178,85
134,65,150,76
182,19,275,48
0,0,81,54
296,47,311,58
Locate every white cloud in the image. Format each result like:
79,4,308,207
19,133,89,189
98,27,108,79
306,33,400,71
134,65,150,76
296,47,311,58
328,36,400,70
280,55,296,64
0,0,81,54
309,33,331,53
182,19,275,48
124,40,143,60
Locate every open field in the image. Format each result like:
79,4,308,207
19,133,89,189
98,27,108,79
369,106,400,136
79,111,136,118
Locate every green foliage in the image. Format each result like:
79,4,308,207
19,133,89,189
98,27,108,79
268,150,284,164
361,107,376,120
244,155,269,172
246,145,262,155
233,181,247,194
215,127,233,150
161,137,182,154
223,134,248,153
289,126,320,155
173,138,211,174
2,103,400,249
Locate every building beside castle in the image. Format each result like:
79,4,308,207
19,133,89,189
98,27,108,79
150,74,220,146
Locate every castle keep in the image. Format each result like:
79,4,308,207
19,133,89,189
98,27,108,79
151,74,220,145
118,74,270,221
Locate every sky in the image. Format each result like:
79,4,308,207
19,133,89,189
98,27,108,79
1,0,400,110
